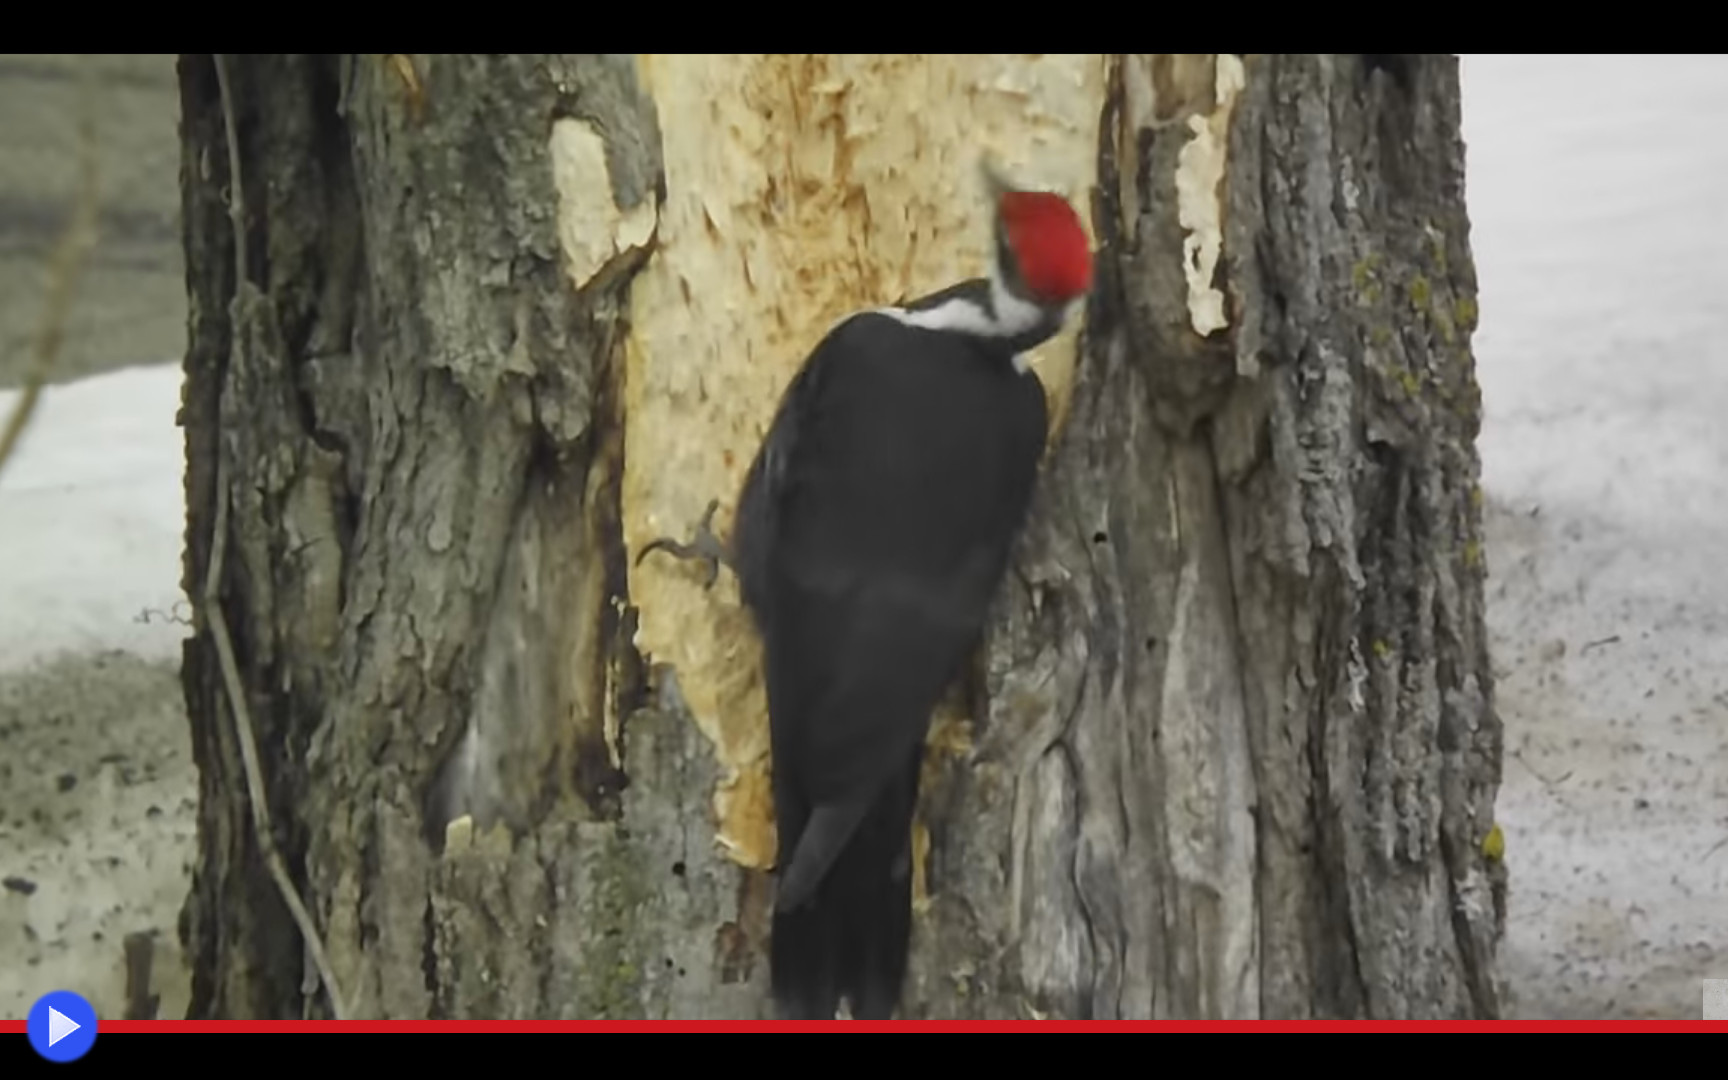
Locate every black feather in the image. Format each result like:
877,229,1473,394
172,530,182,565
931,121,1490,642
733,294,1050,1020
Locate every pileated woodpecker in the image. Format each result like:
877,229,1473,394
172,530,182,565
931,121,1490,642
639,158,1093,1020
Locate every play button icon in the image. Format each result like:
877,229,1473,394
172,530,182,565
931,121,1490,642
49,1005,81,1045
27,990,97,1062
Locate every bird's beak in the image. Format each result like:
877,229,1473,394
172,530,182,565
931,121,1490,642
978,153,1014,203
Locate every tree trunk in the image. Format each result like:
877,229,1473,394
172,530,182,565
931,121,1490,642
177,53,1504,1021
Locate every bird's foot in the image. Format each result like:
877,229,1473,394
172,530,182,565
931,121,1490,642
635,498,731,589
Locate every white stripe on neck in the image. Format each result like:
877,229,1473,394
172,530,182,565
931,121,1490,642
874,258,1046,350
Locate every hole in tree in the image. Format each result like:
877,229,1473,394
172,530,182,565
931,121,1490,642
672,860,686,877
1092,531,1108,544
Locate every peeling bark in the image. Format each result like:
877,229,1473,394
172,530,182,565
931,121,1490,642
908,53,1503,1021
176,53,745,1020
178,53,1502,1021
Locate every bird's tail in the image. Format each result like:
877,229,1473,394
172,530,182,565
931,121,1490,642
770,753,922,1021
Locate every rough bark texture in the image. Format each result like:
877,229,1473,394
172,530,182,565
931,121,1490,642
175,53,752,1020
178,53,1503,1021
905,53,1503,1020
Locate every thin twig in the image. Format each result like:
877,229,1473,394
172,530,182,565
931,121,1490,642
1510,747,1573,789
0,55,102,481
209,53,348,1022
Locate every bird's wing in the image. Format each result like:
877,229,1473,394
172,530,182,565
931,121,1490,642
775,546,1002,796
745,314,1045,902
765,550,1001,911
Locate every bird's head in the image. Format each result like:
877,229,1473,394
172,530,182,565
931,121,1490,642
980,156,1094,312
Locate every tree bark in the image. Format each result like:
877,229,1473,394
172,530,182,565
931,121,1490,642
177,53,1503,1021
915,53,1505,1021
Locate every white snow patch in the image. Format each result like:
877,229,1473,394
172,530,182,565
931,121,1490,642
0,362,191,675
0,361,194,1022
1463,53,1728,1019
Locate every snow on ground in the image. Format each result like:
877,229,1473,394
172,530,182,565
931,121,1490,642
0,362,194,1022
0,363,191,672
1462,54,1728,1018
1,56,1724,1021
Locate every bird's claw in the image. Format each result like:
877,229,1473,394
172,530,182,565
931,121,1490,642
636,498,729,590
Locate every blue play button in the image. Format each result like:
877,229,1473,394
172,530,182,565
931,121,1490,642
27,990,98,1063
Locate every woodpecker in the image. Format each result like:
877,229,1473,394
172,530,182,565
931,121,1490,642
639,158,1093,1020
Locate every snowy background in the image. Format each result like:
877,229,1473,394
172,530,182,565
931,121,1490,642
1,54,1724,1020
